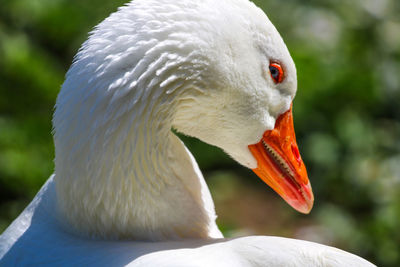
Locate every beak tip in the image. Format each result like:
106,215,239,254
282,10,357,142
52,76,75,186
293,200,313,214
288,187,314,214
298,193,314,214
300,201,314,214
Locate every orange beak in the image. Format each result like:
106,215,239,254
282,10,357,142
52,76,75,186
248,105,314,214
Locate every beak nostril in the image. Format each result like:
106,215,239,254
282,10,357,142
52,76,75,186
291,144,301,165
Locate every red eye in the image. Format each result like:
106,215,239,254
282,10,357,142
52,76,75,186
269,62,284,83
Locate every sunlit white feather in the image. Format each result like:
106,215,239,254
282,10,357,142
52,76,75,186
0,0,375,266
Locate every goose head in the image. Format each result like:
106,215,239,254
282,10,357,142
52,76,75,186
171,2,313,213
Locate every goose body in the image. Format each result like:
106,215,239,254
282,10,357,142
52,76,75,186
0,177,373,266
0,0,374,266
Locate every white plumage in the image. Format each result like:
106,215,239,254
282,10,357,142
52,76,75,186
0,0,375,266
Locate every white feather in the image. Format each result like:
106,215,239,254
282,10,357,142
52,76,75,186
0,0,375,266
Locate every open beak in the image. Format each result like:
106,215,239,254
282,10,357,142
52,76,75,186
248,105,314,214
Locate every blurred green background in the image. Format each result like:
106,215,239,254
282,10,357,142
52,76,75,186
1,0,399,266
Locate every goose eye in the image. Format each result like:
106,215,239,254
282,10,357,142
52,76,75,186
269,63,284,83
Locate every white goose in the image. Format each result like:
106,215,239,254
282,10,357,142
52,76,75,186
0,0,374,266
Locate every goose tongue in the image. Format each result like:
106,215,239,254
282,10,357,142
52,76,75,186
248,105,314,214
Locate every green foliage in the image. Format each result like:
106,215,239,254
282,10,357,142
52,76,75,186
1,0,399,266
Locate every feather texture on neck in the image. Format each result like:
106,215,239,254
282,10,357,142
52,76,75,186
53,1,222,241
